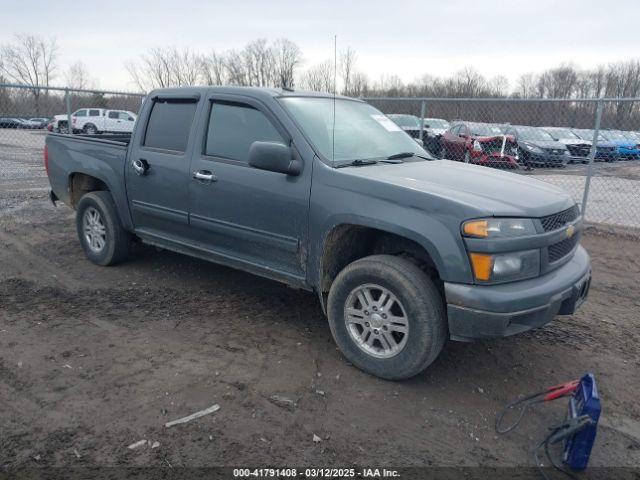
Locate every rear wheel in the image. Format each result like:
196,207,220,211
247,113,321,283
76,191,132,266
327,255,447,380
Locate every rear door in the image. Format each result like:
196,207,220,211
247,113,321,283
125,96,201,243
107,111,135,132
186,94,311,283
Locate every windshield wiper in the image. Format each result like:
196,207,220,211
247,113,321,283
386,152,432,161
335,159,379,168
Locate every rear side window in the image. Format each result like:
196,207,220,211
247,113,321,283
89,109,101,117
205,102,284,162
143,99,197,153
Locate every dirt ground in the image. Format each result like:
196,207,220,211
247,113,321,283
1,145,640,472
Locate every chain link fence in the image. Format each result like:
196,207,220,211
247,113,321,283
1,83,639,235
364,97,640,233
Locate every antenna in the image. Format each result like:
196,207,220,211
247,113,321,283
332,34,337,165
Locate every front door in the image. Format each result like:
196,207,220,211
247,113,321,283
126,97,200,243
187,96,311,283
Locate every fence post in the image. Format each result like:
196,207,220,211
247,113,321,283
419,100,426,143
581,98,603,216
65,88,72,135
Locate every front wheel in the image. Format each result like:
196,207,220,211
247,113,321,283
327,255,447,380
76,191,132,266
83,124,98,135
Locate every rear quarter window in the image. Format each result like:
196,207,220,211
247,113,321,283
143,99,197,153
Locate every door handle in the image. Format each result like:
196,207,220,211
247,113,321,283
132,158,149,176
193,170,216,182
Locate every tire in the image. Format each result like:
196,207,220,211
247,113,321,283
58,121,68,134
327,254,447,380
84,123,98,135
76,191,132,266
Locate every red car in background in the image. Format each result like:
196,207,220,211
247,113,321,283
440,121,519,168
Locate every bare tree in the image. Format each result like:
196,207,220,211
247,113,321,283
515,73,536,98
243,39,275,87
126,47,201,91
300,61,334,93
224,49,249,86
339,47,357,95
65,61,95,90
0,34,58,113
349,72,369,97
272,39,302,88
201,51,227,85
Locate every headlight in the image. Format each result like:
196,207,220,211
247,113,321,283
469,250,540,283
524,143,543,154
462,218,537,238
473,140,483,152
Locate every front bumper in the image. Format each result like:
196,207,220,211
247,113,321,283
525,151,569,166
445,246,591,341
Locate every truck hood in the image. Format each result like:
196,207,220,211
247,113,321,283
519,140,566,150
556,138,591,146
342,160,573,217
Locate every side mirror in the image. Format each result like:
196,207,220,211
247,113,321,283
248,141,301,176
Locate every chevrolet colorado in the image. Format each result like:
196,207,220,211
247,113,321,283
45,87,591,379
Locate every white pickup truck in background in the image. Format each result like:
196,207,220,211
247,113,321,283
51,108,137,134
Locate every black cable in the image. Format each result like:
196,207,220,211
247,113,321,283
495,393,546,434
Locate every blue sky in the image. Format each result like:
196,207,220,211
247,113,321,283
2,0,638,90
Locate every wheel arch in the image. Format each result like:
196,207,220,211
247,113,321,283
317,222,447,312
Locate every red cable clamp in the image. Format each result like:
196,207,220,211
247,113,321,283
543,379,579,401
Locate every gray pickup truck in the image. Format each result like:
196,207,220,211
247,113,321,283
45,87,591,379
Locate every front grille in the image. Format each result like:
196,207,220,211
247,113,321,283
566,144,591,157
540,205,580,232
548,235,578,262
483,139,517,155
544,148,566,155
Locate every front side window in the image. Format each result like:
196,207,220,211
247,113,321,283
74,110,87,117
108,111,119,119
143,99,197,153
279,97,431,165
205,102,284,162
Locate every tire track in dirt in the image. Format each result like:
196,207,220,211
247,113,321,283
0,229,85,290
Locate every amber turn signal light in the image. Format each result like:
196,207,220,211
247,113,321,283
469,253,493,281
463,220,489,238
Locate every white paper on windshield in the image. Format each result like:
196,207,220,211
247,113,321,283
371,114,402,132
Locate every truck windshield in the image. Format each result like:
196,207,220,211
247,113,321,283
279,97,433,166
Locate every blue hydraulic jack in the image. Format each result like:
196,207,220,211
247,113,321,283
563,373,601,470
496,373,601,475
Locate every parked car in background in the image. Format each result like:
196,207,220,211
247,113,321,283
440,121,518,168
18,118,44,129
73,109,137,134
503,126,569,167
543,127,591,163
28,117,51,129
0,117,26,128
387,114,424,143
421,117,450,157
572,129,618,162
599,130,640,160
51,108,137,134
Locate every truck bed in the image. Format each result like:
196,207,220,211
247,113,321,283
46,133,132,219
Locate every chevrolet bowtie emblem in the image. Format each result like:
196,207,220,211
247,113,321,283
566,225,575,238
